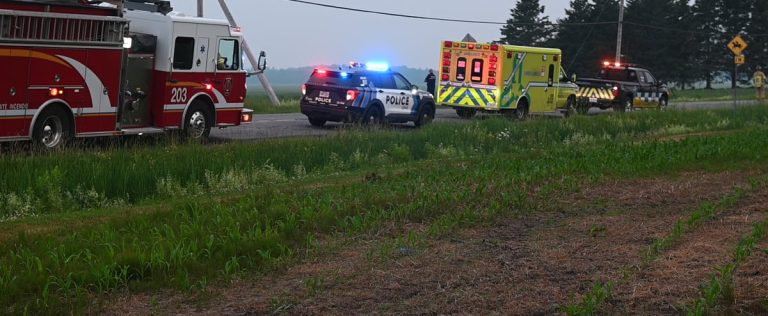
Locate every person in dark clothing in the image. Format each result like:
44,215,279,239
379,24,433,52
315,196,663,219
424,69,437,96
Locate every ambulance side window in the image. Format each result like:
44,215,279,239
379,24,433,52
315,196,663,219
217,39,240,71
456,57,467,81
548,64,555,86
470,59,484,83
173,37,195,70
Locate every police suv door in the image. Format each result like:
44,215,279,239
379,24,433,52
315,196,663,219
372,73,412,116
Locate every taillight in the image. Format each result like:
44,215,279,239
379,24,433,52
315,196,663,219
490,44,499,51
443,59,451,66
489,78,496,85
444,41,453,48
443,52,451,59
490,55,498,63
442,74,450,81
489,63,497,70
489,71,497,77
612,86,621,97
301,84,307,95
346,90,359,101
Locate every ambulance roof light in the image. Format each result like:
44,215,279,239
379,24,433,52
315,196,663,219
366,62,390,72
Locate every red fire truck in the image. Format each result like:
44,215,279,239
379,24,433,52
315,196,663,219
0,0,259,148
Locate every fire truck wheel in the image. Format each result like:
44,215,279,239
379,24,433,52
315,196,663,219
415,104,435,127
183,101,213,140
362,104,384,126
32,106,72,149
308,117,326,127
455,107,477,119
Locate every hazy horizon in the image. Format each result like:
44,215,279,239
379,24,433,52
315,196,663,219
171,0,570,69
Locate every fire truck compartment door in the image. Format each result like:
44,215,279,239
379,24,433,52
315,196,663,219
0,48,31,137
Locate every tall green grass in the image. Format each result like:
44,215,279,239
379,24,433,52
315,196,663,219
2,113,768,313
3,107,768,221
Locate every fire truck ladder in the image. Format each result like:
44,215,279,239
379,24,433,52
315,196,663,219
0,8,127,46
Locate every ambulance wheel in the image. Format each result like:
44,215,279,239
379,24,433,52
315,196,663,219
308,117,326,127
456,107,476,119
564,96,578,117
363,104,385,126
415,104,435,127
32,106,72,150
658,96,668,111
512,101,529,121
183,100,213,140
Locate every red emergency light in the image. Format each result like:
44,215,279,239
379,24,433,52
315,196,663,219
488,78,496,85
442,74,450,81
490,44,499,51
204,84,213,90
316,69,327,75
444,41,453,48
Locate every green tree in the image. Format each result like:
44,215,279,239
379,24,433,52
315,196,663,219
552,0,620,78
748,0,768,72
692,0,724,89
500,0,552,46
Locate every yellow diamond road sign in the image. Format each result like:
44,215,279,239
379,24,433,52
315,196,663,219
728,35,748,55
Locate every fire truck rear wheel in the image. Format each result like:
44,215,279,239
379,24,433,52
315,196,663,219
183,101,213,140
32,106,72,150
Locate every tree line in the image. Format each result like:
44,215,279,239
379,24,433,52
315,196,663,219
500,0,768,89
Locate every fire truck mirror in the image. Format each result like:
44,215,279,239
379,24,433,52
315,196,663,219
257,51,267,71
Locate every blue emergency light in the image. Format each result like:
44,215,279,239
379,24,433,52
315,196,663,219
366,62,390,72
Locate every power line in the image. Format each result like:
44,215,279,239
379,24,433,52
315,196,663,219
282,0,617,26
283,0,768,38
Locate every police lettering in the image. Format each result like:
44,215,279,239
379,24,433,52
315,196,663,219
386,95,410,106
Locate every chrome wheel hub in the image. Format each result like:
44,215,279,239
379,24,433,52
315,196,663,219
187,111,207,138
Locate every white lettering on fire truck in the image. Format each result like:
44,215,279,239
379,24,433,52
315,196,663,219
0,103,29,110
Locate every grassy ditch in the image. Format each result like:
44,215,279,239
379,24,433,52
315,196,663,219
3,106,768,223
245,90,302,114
1,120,768,313
671,88,758,102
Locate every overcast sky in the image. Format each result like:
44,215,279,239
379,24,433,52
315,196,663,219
171,0,570,69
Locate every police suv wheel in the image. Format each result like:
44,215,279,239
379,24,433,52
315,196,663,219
32,106,72,150
415,104,435,127
183,101,212,140
308,117,326,127
363,105,384,125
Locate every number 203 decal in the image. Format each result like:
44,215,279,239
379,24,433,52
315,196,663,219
171,88,188,103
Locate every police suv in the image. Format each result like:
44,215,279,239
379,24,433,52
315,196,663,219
300,63,436,127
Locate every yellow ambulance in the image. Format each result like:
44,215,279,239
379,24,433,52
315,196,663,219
437,41,579,119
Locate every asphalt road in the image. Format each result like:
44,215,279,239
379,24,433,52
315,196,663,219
210,100,762,141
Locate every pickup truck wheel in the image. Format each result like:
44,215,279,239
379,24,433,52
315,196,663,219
456,107,477,119
658,96,668,111
615,98,634,113
577,104,590,115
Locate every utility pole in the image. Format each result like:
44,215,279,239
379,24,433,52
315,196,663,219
196,0,281,106
616,0,625,63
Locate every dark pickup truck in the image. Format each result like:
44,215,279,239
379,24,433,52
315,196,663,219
575,63,670,113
